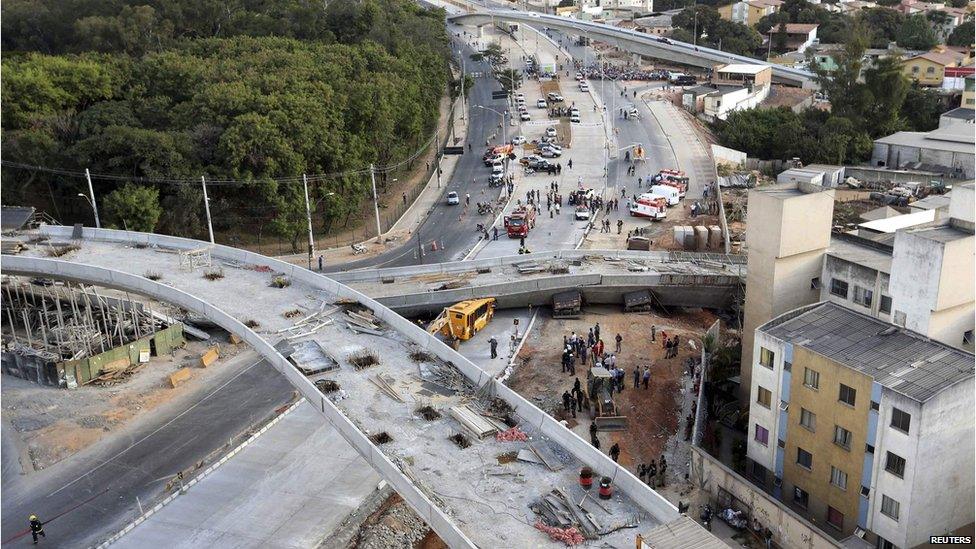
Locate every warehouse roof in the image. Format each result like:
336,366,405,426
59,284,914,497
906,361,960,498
874,131,976,154
762,302,975,402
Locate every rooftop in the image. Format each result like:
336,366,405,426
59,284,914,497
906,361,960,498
827,236,893,274
717,63,770,75
875,131,976,154
941,107,975,121
754,182,811,198
903,218,975,243
858,209,936,233
762,302,975,402
908,193,953,212
772,23,819,34
639,516,729,548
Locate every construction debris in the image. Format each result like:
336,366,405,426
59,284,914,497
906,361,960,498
314,379,340,393
370,374,404,402
495,426,528,442
449,405,498,439
532,522,584,546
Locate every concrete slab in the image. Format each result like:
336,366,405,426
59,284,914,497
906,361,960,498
114,403,380,549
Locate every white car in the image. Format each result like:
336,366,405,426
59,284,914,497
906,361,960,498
447,191,460,205
511,135,526,145
547,92,564,102
545,127,557,137
540,148,561,158
570,107,580,115
517,105,527,113
574,206,591,220
579,82,589,91
520,112,531,121
515,92,525,100
543,143,562,152
575,73,584,81
537,99,547,108
570,114,580,123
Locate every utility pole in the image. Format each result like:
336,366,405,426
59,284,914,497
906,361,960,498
84,169,101,228
302,174,314,270
201,176,214,245
369,164,382,242
436,128,442,189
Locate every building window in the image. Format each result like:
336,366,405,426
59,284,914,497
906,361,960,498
871,400,880,412
759,347,775,368
926,66,935,74
965,330,974,346
830,278,849,298
830,466,848,490
865,443,875,454
793,486,809,508
912,66,920,74
784,361,792,372
755,424,770,446
803,367,820,389
881,495,900,521
885,452,906,478
880,295,892,314
797,447,813,470
751,461,767,483
834,425,853,450
827,506,844,530
891,407,911,434
839,384,856,406
853,286,874,307
861,485,871,498
757,386,772,408
800,408,816,432
810,277,821,290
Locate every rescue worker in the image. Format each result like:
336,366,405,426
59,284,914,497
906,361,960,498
609,442,621,462
29,515,45,544
489,337,498,359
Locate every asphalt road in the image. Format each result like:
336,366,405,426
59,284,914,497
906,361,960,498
327,27,511,271
0,354,295,548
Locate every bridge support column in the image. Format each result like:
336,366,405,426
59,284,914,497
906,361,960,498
631,53,642,66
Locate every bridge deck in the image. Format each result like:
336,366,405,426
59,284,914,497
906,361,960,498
10,231,675,547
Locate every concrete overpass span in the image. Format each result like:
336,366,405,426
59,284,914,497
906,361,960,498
4,225,708,547
330,250,745,315
449,10,816,88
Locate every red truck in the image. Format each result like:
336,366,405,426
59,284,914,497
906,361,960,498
504,205,536,238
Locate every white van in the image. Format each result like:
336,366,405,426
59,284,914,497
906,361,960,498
579,81,589,92
649,185,680,206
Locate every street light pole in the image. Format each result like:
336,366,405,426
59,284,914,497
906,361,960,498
84,168,101,228
302,174,314,270
201,176,214,245
369,164,382,242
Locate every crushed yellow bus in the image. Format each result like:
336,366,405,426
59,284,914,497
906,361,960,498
427,298,496,347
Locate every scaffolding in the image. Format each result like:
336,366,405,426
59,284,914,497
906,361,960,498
178,246,213,272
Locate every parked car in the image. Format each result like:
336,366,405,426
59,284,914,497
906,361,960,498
511,135,526,145
542,143,562,153
570,113,580,123
547,92,564,102
515,92,524,100
520,112,531,121
540,148,561,158
579,82,589,91
520,155,542,166
574,206,591,220
447,191,460,205
545,127,557,137
484,154,503,166
537,99,547,108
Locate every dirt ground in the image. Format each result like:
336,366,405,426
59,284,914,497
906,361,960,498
1,336,248,471
507,305,718,476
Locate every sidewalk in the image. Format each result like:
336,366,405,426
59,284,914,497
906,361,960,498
278,92,469,267
112,402,380,549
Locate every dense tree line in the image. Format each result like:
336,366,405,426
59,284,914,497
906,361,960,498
714,25,944,164
1,0,451,248
671,6,764,57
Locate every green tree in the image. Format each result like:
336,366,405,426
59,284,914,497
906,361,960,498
858,8,905,48
862,56,910,136
103,183,161,231
947,20,975,47
497,68,522,92
900,85,943,131
897,14,938,49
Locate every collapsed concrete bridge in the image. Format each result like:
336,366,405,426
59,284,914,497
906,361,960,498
2,225,724,547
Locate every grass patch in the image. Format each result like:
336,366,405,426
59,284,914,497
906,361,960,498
243,319,260,329
449,433,471,449
203,268,224,280
349,350,379,370
409,350,434,363
144,271,163,281
370,432,393,445
314,379,340,393
416,406,442,420
46,244,80,257
282,309,302,318
270,276,291,288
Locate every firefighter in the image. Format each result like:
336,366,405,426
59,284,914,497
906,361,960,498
29,515,45,544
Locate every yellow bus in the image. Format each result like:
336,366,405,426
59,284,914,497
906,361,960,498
427,298,496,346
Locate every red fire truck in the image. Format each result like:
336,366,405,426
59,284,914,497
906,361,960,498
504,205,536,238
